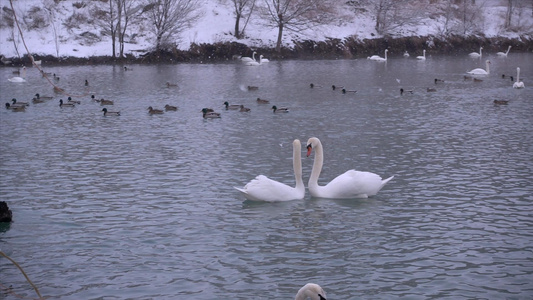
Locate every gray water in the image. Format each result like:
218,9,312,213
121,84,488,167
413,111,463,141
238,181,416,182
1,53,532,299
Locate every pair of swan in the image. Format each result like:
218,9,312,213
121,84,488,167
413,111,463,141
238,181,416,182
241,52,269,64
235,138,394,201
467,60,490,75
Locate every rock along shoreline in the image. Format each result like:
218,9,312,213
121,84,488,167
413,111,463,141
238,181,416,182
1,34,532,67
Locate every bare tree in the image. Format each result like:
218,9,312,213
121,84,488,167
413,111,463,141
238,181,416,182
354,0,428,35
90,0,120,58
261,0,337,52
228,0,256,39
145,0,203,51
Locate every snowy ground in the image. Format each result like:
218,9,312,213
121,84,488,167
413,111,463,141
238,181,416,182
0,0,530,59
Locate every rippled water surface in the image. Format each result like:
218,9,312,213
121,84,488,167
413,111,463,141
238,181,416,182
1,53,532,299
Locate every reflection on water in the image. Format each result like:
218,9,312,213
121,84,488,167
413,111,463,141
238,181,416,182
1,54,532,299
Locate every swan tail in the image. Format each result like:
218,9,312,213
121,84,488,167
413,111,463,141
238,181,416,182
378,175,395,192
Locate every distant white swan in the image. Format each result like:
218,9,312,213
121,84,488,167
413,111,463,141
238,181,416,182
368,49,388,62
245,55,263,66
513,67,524,89
416,49,426,60
467,60,490,75
260,55,270,63
234,139,305,202
306,137,394,199
295,283,327,300
497,45,511,57
241,51,256,62
8,66,26,82
469,47,483,58
8,76,25,82
403,51,410,57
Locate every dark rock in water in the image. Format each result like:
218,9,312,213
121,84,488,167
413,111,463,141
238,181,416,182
0,201,13,222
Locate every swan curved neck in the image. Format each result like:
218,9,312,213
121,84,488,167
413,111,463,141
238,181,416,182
308,140,324,191
293,142,304,189
517,68,520,82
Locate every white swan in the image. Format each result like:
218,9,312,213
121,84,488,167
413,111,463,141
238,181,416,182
306,137,394,199
469,46,483,58
513,67,525,89
245,55,263,66
8,76,25,82
403,51,410,57
8,66,26,82
467,60,490,75
497,45,511,57
295,283,327,300
368,49,388,62
260,55,270,63
241,51,256,62
416,49,426,60
235,139,305,202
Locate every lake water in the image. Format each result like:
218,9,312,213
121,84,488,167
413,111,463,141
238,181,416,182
1,53,532,299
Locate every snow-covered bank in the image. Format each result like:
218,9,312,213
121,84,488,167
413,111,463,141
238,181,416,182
0,0,532,63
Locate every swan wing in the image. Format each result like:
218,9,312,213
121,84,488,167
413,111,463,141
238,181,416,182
322,170,393,199
235,175,303,202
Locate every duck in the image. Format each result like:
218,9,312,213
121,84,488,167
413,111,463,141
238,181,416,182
84,79,89,86
34,93,53,100
11,98,29,106
166,82,178,88
202,108,221,118
493,100,509,105
67,97,81,104
247,85,259,91
59,99,75,107
148,106,164,114
256,97,270,104
341,88,357,94
400,88,413,95
239,105,251,112
164,104,178,111
434,78,445,84
427,88,437,92
496,45,511,57
100,99,114,105
102,108,120,116
5,103,25,111
469,46,483,58
309,83,323,88
473,78,483,83
53,73,60,81
32,97,45,104
331,85,344,90
272,105,289,113
224,101,240,110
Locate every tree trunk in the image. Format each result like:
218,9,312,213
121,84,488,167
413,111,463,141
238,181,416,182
505,0,513,28
276,22,283,52
235,13,241,39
